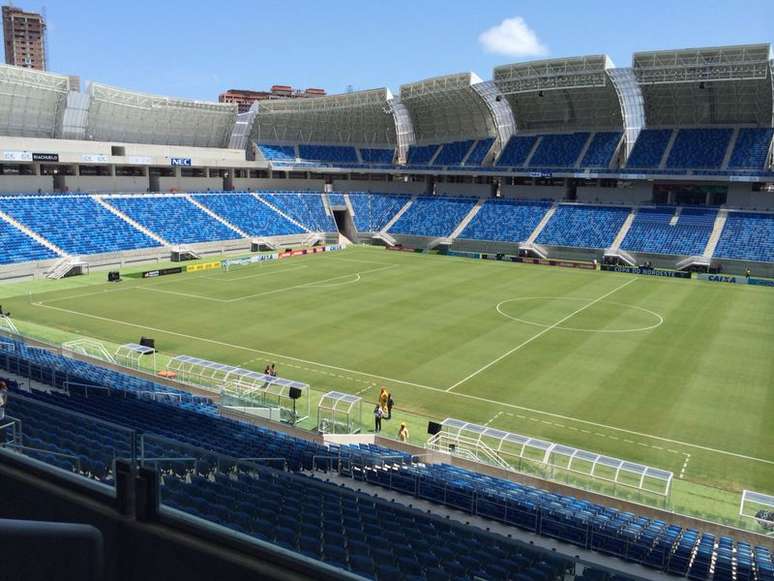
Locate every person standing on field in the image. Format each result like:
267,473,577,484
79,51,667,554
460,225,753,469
398,422,409,442
386,393,394,420
373,405,383,433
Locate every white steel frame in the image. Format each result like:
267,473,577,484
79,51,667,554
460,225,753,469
739,489,774,534
114,343,156,372
317,391,362,434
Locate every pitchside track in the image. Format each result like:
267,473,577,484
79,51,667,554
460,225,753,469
4,247,773,498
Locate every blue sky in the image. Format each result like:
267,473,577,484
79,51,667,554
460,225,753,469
21,0,774,100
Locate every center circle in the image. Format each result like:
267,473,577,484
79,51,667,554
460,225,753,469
496,297,663,333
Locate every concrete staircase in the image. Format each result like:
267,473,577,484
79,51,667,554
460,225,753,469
658,130,678,170
720,128,740,170
703,209,729,259
526,203,556,244
459,141,479,166
46,257,87,280
523,136,543,168
185,195,249,238
574,133,595,169
427,145,443,166
343,194,355,218
608,208,637,252
94,196,170,247
0,208,68,258
669,207,681,226
252,193,311,233
380,195,416,234
449,198,485,240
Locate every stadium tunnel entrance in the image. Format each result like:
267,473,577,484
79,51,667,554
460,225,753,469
332,207,354,240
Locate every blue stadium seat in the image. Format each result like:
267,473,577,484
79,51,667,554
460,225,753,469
727,128,774,170
459,199,551,243
714,211,774,262
0,217,58,265
464,138,495,166
259,192,336,232
359,148,395,165
496,135,538,167
626,129,673,169
580,132,622,168
107,195,240,244
666,128,733,169
621,207,717,256
348,193,409,232
537,205,630,248
433,140,474,166
193,193,304,237
389,196,477,238
0,195,159,255
406,144,440,165
257,144,296,162
529,133,590,167
298,144,358,164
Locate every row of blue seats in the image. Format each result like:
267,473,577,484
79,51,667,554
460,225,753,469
715,212,774,263
0,218,58,265
193,193,304,237
621,208,717,256
537,205,630,249
389,196,478,238
348,193,410,232
259,192,336,232
358,463,774,581
459,199,551,243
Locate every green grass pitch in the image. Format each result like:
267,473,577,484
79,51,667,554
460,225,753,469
2,246,773,524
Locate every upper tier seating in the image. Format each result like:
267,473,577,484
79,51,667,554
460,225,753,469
728,128,774,170
193,194,304,237
496,135,539,167
348,193,409,232
257,144,296,162
0,218,58,264
625,129,673,169
259,192,336,232
529,132,590,168
298,144,358,164
621,208,717,256
464,138,495,165
0,196,159,255
666,128,733,170
389,196,477,238
714,212,774,263
433,140,474,166
537,205,631,249
460,199,551,243
406,144,440,165
357,462,772,581
358,148,394,164
580,132,622,168
107,196,240,244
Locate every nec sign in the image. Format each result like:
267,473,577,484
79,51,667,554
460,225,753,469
170,157,192,167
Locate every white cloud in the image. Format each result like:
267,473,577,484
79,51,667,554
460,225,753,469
479,17,548,58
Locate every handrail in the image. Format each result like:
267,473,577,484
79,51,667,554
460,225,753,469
6,443,82,472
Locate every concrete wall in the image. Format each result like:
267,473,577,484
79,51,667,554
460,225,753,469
332,179,426,195
726,183,774,211
0,175,54,193
577,183,652,204
501,184,564,200
67,176,147,193
436,182,489,197
158,177,223,193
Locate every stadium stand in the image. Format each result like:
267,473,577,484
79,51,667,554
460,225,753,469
0,196,160,255
257,144,296,162
727,128,774,170
389,196,478,238
621,208,717,256
537,205,631,249
348,193,410,232
580,132,622,168
625,129,673,169
464,138,495,165
714,211,774,263
665,128,733,170
0,219,58,265
433,140,474,166
297,144,358,164
326,193,346,206
259,192,336,232
496,135,539,167
106,196,240,244
358,148,395,165
529,133,590,168
459,199,552,243
406,144,440,165
192,194,304,237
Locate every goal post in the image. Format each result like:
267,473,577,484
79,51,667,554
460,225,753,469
739,490,774,534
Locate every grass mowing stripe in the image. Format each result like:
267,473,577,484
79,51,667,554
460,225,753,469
446,277,638,392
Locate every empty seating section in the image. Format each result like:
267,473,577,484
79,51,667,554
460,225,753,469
0,219,57,264
107,196,239,244
465,138,495,165
406,144,439,165
496,135,539,167
626,129,672,169
359,463,773,581
460,199,551,243
297,144,358,164
715,212,774,262
358,148,394,164
259,192,335,232
0,196,158,255
621,208,717,256
537,205,630,248
326,193,346,206
529,132,590,167
389,196,477,238
728,128,774,169
580,132,622,168
192,194,304,237
666,128,733,169
258,144,295,162
433,140,474,166
348,193,409,232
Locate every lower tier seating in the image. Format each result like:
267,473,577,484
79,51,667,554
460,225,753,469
714,212,774,263
349,193,409,232
259,192,336,232
389,196,477,238
460,199,551,243
537,205,631,249
0,218,58,265
621,208,717,256
192,193,304,237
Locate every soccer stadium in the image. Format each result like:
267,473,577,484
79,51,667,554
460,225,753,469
0,6,773,580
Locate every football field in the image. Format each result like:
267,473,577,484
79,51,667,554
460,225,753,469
2,246,773,522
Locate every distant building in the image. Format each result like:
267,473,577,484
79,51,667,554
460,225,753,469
2,5,46,70
219,85,327,113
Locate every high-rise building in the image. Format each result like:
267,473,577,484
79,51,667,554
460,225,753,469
2,5,47,70
219,85,326,113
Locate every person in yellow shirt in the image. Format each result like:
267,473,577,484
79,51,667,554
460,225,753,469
379,387,389,415
398,422,409,442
